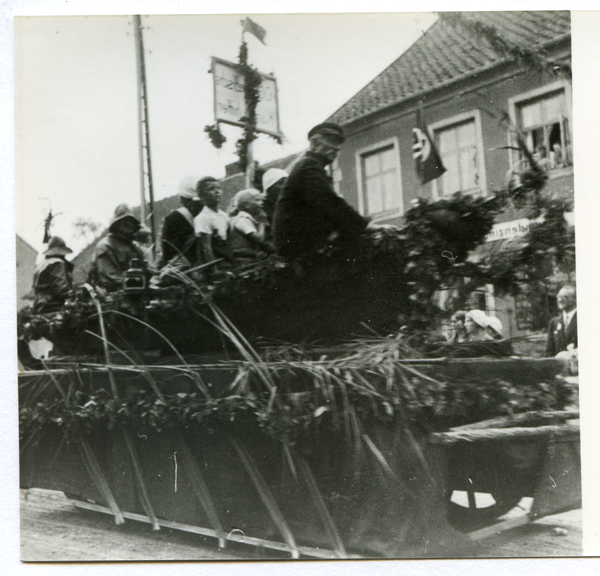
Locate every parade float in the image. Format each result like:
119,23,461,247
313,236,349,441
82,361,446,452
17,185,581,558
17,13,579,557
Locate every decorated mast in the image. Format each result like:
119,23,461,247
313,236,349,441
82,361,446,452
205,17,282,188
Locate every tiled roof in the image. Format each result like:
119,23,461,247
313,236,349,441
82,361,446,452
328,11,571,126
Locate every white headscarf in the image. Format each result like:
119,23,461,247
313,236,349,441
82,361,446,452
262,168,288,192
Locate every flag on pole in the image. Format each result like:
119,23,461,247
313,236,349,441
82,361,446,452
412,103,446,184
242,17,267,45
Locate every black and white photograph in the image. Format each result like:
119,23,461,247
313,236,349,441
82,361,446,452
7,1,600,569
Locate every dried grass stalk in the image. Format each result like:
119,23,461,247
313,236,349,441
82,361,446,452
294,452,347,558
230,436,299,559
123,430,160,530
174,431,226,547
77,436,125,525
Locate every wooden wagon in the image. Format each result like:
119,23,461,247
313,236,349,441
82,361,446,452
17,218,580,558
19,353,580,559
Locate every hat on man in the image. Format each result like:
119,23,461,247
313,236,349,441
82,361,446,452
466,309,489,329
109,204,141,233
44,236,73,257
307,122,345,143
262,168,288,192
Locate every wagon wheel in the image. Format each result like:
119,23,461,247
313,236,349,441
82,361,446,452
445,442,542,531
446,483,526,530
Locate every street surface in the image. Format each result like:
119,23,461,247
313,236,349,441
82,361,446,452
19,488,581,561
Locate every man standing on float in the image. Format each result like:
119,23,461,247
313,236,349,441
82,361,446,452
272,122,369,259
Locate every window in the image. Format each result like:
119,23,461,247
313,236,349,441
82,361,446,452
466,284,495,313
356,138,403,219
510,83,572,173
436,120,479,196
430,111,486,198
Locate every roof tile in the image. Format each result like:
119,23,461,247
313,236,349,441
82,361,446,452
328,11,570,125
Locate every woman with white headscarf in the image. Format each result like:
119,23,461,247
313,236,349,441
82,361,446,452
464,310,494,342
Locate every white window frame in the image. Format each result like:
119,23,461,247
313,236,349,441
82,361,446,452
355,136,403,221
429,110,487,200
507,80,573,176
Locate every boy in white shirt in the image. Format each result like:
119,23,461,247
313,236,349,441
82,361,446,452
194,177,232,267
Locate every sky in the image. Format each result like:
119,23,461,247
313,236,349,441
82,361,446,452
15,12,438,254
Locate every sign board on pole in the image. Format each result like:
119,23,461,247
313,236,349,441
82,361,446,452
211,57,282,138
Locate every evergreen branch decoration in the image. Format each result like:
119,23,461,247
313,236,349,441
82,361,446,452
203,40,264,169
235,40,262,171
16,185,575,345
19,356,573,445
204,124,227,149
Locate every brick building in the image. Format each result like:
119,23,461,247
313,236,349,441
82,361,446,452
325,11,573,338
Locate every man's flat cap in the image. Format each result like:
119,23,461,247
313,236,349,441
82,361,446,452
308,122,345,143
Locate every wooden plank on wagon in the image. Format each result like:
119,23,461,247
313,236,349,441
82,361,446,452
68,499,359,559
429,425,580,445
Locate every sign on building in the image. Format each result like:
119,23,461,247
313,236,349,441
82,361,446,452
485,218,530,242
211,57,281,138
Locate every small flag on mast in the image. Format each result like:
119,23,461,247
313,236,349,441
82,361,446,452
412,103,446,184
242,17,267,45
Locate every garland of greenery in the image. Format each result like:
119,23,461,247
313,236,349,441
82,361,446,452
203,41,263,170
204,123,227,149
19,359,573,447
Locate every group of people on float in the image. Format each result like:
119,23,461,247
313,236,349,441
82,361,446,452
32,121,353,307
40,169,289,301
82,121,364,292
31,121,577,362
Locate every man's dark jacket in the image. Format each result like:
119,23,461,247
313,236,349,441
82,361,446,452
88,233,146,292
545,312,577,356
159,209,196,267
273,151,368,259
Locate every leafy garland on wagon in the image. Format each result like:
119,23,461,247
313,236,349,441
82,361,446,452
20,353,573,447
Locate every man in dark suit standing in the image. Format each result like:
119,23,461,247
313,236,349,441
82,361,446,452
545,284,577,357
273,122,369,260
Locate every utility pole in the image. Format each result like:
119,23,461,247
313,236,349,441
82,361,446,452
133,14,157,258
